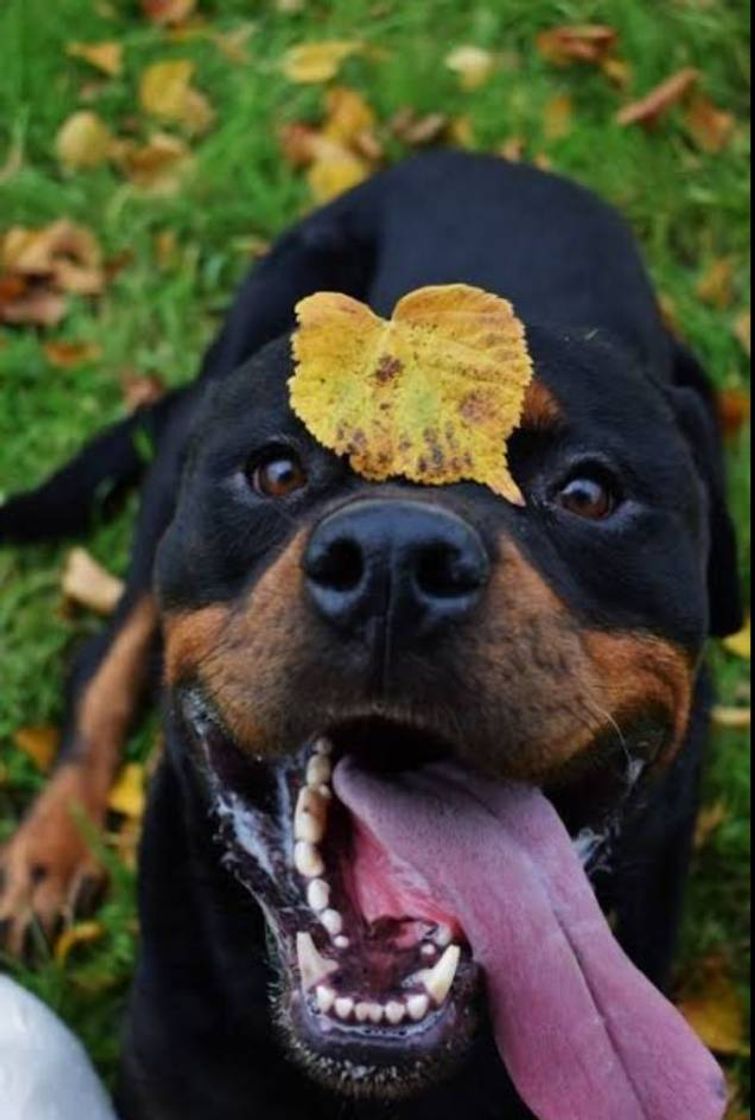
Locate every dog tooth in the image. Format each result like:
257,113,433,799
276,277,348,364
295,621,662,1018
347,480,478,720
307,754,332,787
318,783,332,800
306,878,330,913
335,997,354,1021
334,935,350,950
355,1001,372,1023
316,986,336,1014
421,944,460,1005
366,1003,384,1024
420,942,437,959
296,932,338,991
434,923,453,947
295,787,328,844
407,993,430,1021
385,1000,406,1025
321,908,344,937
294,841,324,879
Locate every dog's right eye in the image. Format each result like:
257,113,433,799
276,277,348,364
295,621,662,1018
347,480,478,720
247,452,308,499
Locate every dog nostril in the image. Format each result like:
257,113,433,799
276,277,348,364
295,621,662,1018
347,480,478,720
308,538,364,593
415,543,483,599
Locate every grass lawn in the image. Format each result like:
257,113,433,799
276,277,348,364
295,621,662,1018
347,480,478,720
0,0,750,1108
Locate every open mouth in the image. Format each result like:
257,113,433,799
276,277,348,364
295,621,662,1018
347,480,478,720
179,690,726,1118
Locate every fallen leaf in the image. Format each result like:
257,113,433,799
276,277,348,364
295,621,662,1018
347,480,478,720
733,309,751,356
212,23,255,64
543,93,574,141
14,726,60,773
445,45,496,91
55,920,105,965
322,86,376,146
62,547,124,615
66,41,123,77
723,618,751,661
290,285,534,502
536,24,618,67
498,136,526,162
278,121,320,168
307,146,370,203
0,282,67,327
697,258,735,309
108,763,146,819
112,132,192,192
678,962,749,1057
43,340,103,368
55,110,113,170
616,67,700,128
717,387,751,439
711,706,751,730
121,371,166,410
281,40,362,84
141,0,195,25
391,108,449,147
139,60,215,135
693,800,729,849
684,94,736,154
600,56,633,90
447,115,473,148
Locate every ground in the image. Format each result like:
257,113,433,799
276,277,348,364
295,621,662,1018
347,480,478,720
0,0,750,1109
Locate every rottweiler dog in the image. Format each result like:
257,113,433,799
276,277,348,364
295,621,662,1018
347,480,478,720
0,152,741,1120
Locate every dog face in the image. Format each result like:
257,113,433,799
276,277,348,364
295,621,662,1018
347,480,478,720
155,325,713,1097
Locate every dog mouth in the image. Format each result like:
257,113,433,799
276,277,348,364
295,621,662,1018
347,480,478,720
177,691,725,1117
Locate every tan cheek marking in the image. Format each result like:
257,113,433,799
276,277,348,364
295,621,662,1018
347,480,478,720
521,378,563,431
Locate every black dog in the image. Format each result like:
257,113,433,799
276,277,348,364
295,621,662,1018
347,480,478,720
0,152,740,1119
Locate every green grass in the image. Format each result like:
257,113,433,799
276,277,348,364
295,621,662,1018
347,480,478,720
0,0,750,1105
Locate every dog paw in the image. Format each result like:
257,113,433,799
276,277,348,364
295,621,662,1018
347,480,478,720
0,764,107,958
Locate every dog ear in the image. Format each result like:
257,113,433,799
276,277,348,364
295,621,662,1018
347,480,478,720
665,339,743,638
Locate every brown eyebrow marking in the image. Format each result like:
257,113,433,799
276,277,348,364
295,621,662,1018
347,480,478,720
521,379,563,431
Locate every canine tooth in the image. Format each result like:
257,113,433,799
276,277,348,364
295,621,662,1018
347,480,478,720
366,1003,384,1024
421,944,460,1005
316,986,336,1013
335,997,354,1020
307,879,330,913
334,935,350,950
296,932,338,991
355,1002,372,1023
295,787,328,844
421,942,437,959
385,1000,406,1025
307,754,332,787
434,923,453,947
321,908,344,937
407,993,430,1021
294,841,324,879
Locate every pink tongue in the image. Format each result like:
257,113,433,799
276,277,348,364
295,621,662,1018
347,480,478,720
334,758,726,1120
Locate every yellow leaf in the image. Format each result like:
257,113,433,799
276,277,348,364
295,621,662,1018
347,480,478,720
289,285,534,501
322,86,376,146
697,257,735,310
62,547,124,615
43,340,103,368
108,762,147,819
711,705,751,730
693,800,729,849
139,60,214,134
684,94,736,154
678,970,749,1057
66,41,123,78
55,921,104,965
543,94,574,141
112,132,192,193
14,726,60,773
444,46,496,91
723,618,751,661
281,40,362,84
141,0,196,25
55,111,113,170
734,309,751,356
306,144,370,203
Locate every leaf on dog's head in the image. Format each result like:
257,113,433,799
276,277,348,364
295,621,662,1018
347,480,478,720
289,285,533,503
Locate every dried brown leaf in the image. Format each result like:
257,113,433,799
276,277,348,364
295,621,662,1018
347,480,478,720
14,726,60,773
536,24,618,67
696,257,735,309
113,132,192,193
391,109,449,147
141,0,196,25
678,961,749,1057
121,371,166,410
543,93,574,141
62,547,124,615
43,340,103,368
717,387,751,439
616,67,700,128
733,310,751,356
684,95,736,154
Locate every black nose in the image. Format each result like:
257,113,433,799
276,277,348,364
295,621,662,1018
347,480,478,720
303,499,489,641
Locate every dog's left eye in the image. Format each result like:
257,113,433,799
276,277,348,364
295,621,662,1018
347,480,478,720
555,474,617,520
248,452,308,498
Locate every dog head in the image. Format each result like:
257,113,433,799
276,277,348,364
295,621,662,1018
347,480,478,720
154,322,738,1098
